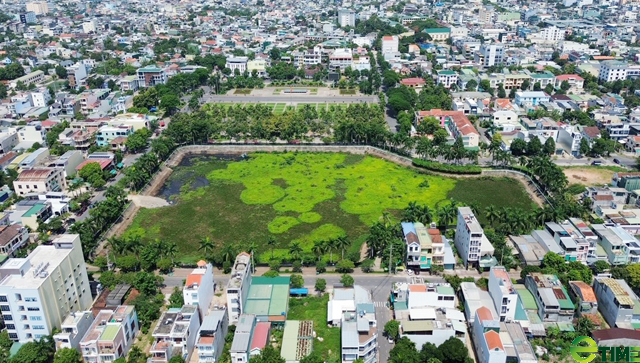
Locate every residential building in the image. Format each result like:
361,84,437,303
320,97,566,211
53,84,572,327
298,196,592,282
327,286,377,363
13,168,65,196
524,273,575,322
53,311,94,351
26,1,48,15
381,36,399,55
338,9,356,27
402,222,445,270
30,90,51,108
247,60,268,77
472,307,506,363
599,61,628,83
539,26,564,41
0,224,29,257
424,28,451,41
593,328,640,347
592,225,640,265
80,306,139,363
18,148,49,170
9,71,44,89
109,113,153,131
226,57,249,74
120,76,138,92
0,234,92,342
437,70,459,89
568,281,598,316
488,267,519,322
454,207,496,268
137,66,167,88
195,309,229,363
96,125,133,147
475,43,504,67
415,110,480,149
18,12,36,24
514,92,550,107
82,20,97,33
19,200,52,230
613,173,640,192
67,63,87,90
329,49,353,70
48,150,84,178
230,314,256,363
184,261,215,319
17,122,46,147
226,253,252,324
555,74,584,91
0,131,19,155
400,77,426,90
150,306,201,363
593,277,640,329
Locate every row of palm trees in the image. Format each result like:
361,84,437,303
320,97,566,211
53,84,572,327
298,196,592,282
108,236,178,265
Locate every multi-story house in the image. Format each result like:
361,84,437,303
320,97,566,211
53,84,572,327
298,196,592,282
0,234,92,342
328,286,377,363
401,222,444,270
593,277,640,329
381,36,399,55
545,221,589,263
329,48,353,70
226,253,252,324
0,130,19,155
226,57,249,74
18,122,47,147
48,150,84,178
230,314,256,363
13,168,66,196
514,91,550,107
53,311,94,351
79,306,139,363
0,224,29,257
415,110,481,149
96,125,133,147
184,261,214,319
437,70,458,89
30,89,51,108
592,225,640,265
120,76,138,92
599,61,628,83
488,267,519,322
555,74,584,91
568,281,598,316
137,66,167,88
195,309,229,363
454,207,496,268
472,307,506,363
529,72,555,90
67,63,87,90
338,9,355,27
150,306,201,363
475,43,504,67
524,273,575,322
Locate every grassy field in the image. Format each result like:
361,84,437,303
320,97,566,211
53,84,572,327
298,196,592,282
288,294,340,362
125,153,535,263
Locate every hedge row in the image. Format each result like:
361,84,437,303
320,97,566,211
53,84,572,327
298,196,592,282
412,159,482,175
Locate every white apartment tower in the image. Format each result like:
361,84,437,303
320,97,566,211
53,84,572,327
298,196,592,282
0,234,92,342
26,1,48,15
475,43,504,67
338,9,356,27
599,61,628,83
226,253,252,324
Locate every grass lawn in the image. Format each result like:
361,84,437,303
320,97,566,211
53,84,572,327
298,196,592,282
126,153,537,263
316,104,327,111
234,89,252,94
265,103,276,110
297,103,316,110
288,294,340,362
339,89,356,95
447,177,535,225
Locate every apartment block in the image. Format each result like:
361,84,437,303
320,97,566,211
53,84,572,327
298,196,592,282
338,9,356,27
0,234,92,342
226,57,249,74
0,224,29,257
195,309,229,363
524,273,574,322
475,43,504,67
150,306,201,363
26,1,48,14
381,36,399,55
593,277,640,329
9,70,44,89
137,66,167,88
599,61,628,83
80,306,139,362
454,207,495,268
13,168,66,196
226,253,252,324
96,125,133,147
184,261,214,319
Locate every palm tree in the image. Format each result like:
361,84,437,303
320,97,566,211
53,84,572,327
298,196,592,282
418,205,433,225
312,240,326,261
289,241,303,264
403,201,421,222
221,243,236,264
335,236,350,260
107,237,126,265
165,242,178,264
325,238,338,264
267,236,276,259
485,205,499,227
125,235,142,258
198,237,215,259
247,241,257,271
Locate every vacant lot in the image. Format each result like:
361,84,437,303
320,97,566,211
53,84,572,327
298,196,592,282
563,166,623,186
288,294,340,362
125,153,534,263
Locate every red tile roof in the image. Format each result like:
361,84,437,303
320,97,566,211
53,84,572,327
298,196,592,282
250,322,271,350
418,109,479,136
400,77,426,86
570,281,597,302
409,285,427,292
556,74,584,81
476,306,493,322
75,159,113,171
186,274,203,287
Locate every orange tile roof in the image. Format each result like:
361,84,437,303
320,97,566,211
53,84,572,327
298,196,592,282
197,260,207,267
570,281,597,302
408,285,427,292
476,306,493,322
186,274,203,287
484,330,504,351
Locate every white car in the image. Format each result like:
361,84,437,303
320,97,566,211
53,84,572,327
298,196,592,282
388,337,394,344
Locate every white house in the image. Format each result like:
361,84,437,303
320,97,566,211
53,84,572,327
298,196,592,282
184,260,215,319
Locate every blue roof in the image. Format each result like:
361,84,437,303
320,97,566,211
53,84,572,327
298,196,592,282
401,222,417,237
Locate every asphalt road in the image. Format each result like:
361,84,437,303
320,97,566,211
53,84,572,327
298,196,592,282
203,95,378,103
162,270,444,363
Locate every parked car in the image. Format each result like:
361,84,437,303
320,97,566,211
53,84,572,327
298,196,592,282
591,160,602,166
613,158,621,164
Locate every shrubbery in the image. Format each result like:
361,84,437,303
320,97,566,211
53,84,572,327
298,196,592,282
412,159,482,174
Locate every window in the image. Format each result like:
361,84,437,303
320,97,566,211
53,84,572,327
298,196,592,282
29,316,42,321
6,324,15,330
0,296,7,302
0,305,9,312
24,297,37,302
33,325,44,330
27,307,39,311
3,315,12,321
8,333,17,340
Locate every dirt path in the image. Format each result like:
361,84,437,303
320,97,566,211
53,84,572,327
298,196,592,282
128,195,169,208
